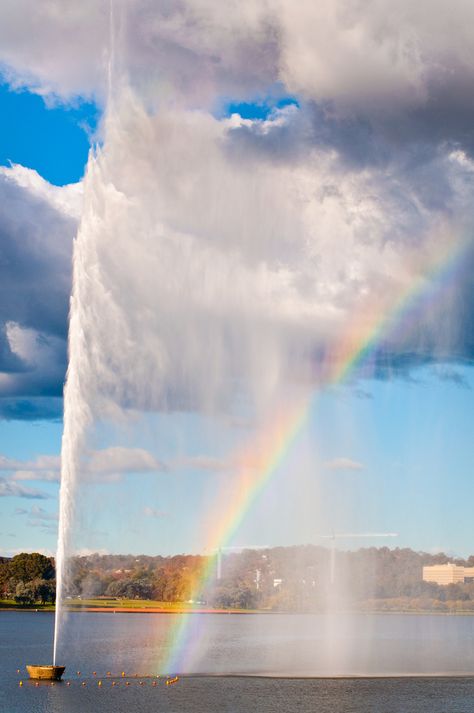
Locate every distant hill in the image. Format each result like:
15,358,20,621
2,546,474,611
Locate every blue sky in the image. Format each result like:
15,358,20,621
0,5,473,560
0,83,98,185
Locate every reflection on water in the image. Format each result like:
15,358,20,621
2,611,474,712
3,610,474,676
57,610,474,676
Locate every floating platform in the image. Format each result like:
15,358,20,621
26,665,65,681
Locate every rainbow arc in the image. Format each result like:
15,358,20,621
160,231,472,673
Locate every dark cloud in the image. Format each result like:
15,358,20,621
435,367,471,389
0,175,72,336
0,169,78,419
0,397,63,421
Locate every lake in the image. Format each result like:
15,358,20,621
2,610,474,712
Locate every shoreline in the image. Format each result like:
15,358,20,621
3,605,474,616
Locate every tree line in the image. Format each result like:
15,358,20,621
2,546,474,610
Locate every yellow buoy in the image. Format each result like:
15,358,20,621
19,681,23,687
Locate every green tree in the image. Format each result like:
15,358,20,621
8,553,55,584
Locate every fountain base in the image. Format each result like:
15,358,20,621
26,665,65,681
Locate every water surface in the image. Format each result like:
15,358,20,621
2,611,474,712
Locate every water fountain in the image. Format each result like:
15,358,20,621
46,1,472,680
26,665,65,682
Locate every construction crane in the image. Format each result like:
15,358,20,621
318,532,399,584
211,545,269,580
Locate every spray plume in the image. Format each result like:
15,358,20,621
52,3,473,668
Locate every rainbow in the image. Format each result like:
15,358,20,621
326,230,471,385
159,231,472,673
159,396,311,673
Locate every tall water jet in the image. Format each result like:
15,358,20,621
54,0,115,664
53,155,96,665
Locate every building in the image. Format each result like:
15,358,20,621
422,563,474,585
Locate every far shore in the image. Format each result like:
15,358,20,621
3,598,474,616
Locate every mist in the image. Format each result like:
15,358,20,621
39,1,474,671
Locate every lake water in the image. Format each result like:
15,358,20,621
2,611,474,712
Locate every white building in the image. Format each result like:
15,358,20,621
422,563,474,585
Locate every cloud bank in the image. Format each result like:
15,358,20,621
0,1,473,422
0,446,165,485
2,0,474,123
0,166,80,420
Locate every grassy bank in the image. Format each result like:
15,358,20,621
0,598,259,613
0,599,55,611
65,598,261,613
4,597,474,615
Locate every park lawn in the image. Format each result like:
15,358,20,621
65,598,264,613
66,598,201,610
0,599,55,610
0,597,263,613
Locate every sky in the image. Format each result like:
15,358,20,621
0,1,472,559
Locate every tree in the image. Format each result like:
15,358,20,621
14,581,36,606
34,579,56,604
8,553,55,584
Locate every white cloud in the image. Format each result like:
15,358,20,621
0,477,51,499
323,457,365,471
84,446,165,475
0,164,82,219
171,455,230,472
0,454,61,483
143,506,167,518
0,446,164,484
2,0,474,121
0,546,55,557
0,454,60,473
0,4,472,426
29,505,59,521
0,0,277,106
14,504,58,522
73,547,110,557
12,470,60,483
